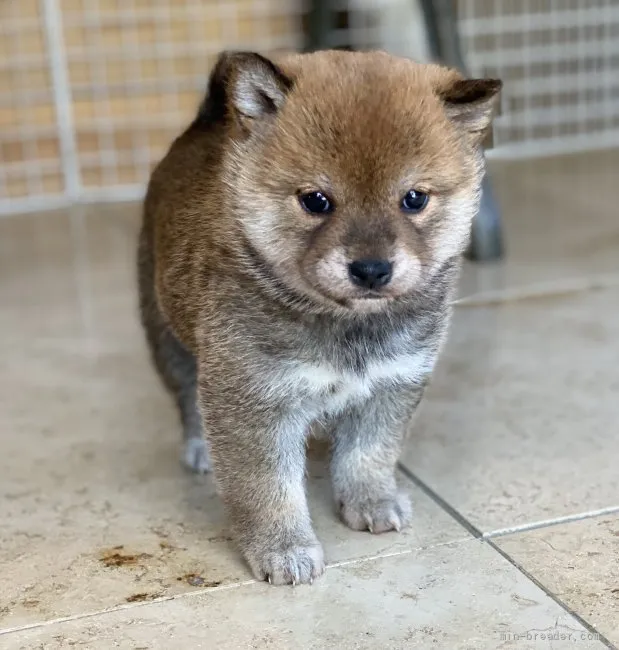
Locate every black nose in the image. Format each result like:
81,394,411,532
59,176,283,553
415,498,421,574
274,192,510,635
348,259,393,289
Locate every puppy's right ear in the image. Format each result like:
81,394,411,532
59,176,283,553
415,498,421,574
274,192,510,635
199,51,293,130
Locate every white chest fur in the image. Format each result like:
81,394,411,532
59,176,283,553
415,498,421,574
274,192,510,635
282,350,432,416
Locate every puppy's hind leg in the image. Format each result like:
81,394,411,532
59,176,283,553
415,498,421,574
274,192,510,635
160,331,211,475
138,230,210,473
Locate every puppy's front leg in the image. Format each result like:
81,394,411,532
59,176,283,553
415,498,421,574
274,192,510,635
331,382,426,534
199,374,324,585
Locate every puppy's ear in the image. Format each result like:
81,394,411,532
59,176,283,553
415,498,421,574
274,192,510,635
438,77,502,136
200,51,292,129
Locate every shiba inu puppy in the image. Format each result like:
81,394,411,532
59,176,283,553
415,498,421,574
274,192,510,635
138,49,500,585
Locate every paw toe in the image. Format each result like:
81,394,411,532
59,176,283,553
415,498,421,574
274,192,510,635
182,438,211,474
340,493,412,534
249,544,325,586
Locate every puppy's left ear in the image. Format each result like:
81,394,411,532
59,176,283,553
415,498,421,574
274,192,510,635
439,78,502,136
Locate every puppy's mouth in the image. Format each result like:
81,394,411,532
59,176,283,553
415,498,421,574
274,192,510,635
356,290,390,300
312,280,399,311
342,286,398,308
346,294,394,313
314,286,394,312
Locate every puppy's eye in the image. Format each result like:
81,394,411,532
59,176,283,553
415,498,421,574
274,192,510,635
299,191,333,215
401,189,429,214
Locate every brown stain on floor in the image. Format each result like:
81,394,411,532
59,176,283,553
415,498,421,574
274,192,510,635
125,592,161,603
98,543,225,608
100,545,153,568
176,573,222,588
21,599,40,608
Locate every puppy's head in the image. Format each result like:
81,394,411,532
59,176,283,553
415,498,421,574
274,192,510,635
213,50,501,312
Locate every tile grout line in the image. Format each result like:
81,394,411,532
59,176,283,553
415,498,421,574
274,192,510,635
452,272,619,308
484,539,617,650
484,505,619,539
327,535,476,571
397,464,484,540
0,579,255,638
0,536,474,638
397,463,617,650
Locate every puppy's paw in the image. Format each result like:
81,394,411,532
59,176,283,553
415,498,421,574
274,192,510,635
339,492,412,534
246,542,325,586
182,437,211,474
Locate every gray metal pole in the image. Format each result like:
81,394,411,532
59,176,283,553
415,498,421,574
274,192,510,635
305,0,332,51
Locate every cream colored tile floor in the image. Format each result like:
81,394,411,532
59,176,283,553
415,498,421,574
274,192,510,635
1,151,618,649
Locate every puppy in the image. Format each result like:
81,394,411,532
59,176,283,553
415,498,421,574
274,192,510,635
138,49,500,585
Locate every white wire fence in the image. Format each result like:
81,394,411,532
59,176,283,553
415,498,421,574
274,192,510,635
459,0,619,159
0,0,306,216
1,0,619,216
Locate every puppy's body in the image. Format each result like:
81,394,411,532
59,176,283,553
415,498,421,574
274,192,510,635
138,50,499,584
